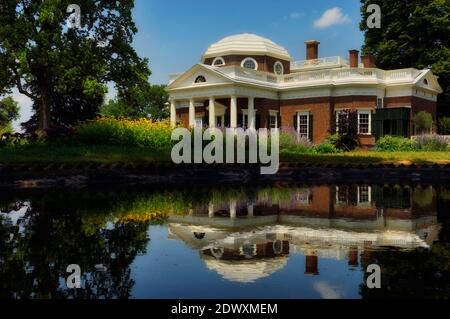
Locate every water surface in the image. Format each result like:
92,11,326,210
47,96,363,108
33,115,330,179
0,184,449,299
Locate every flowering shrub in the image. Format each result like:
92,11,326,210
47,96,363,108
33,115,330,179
77,117,173,150
375,136,413,152
413,135,450,151
279,130,314,154
314,142,341,154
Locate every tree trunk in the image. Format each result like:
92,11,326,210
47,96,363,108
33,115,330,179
38,71,52,131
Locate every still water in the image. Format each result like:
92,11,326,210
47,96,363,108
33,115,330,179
0,184,449,299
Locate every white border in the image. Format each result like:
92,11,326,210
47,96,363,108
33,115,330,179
241,57,258,70
274,61,284,75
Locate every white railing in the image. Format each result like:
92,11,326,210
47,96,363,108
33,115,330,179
291,56,348,70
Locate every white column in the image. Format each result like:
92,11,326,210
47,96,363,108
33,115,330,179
230,96,238,128
170,100,177,128
230,200,237,220
248,204,254,218
248,97,255,130
189,98,195,128
209,97,216,128
208,203,215,218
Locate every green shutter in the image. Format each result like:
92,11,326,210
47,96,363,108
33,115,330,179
309,113,314,142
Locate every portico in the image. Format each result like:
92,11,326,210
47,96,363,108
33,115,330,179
170,95,257,130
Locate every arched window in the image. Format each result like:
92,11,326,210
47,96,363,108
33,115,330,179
212,57,225,66
274,61,284,75
194,75,206,83
241,57,258,70
423,79,429,86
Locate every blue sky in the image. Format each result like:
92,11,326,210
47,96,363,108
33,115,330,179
12,0,365,129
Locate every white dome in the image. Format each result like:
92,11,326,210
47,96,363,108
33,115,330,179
202,33,291,62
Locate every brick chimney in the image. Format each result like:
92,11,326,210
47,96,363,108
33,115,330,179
305,40,320,60
361,55,376,68
349,50,359,68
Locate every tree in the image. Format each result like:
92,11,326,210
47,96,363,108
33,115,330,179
360,0,450,116
101,84,169,120
439,117,450,135
0,96,19,134
0,0,151,131
414,111,433,134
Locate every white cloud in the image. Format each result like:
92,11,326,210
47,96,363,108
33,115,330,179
314,7,350,29
8,90,33,132
313,281,344,299
289,12,305,19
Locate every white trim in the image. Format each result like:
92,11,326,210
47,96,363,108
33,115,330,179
357,110,372,135
274,61,284,75
241,57,258,70
212,57,226,66
297,111,310,138
357,186,372,206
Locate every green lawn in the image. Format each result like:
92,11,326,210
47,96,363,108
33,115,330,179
0,144,449,165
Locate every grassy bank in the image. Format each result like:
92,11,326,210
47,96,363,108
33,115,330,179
0,143,449,165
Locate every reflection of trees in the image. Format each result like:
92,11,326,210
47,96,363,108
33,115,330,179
0,194,151,299
360,189,450,299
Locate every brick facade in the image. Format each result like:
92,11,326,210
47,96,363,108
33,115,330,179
204,54,290,74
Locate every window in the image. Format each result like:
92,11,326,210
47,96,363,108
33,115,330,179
336,186,349,205
377,98,384,109
296,189,312,205
195,118,203,129
212,57,225,66
357,186,372,206
194,75,206,83
358,111,372,135
274,61,284,75
269,111,278,129
297,112,309,138
336,110,349,134
241,57,258,70
423,79,428,86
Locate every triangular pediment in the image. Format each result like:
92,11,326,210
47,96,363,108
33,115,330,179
414,70,443,93
167,64,234,90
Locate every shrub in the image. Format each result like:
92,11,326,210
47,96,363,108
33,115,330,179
77,117,173,150
414,111,433,135
375,135,413,152
44,125,77,144
439,117,450,135
314,142,340,154
279,131,314,154
413,135,449,151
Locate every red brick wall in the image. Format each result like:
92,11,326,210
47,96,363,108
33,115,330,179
384,96,412,108
204,55,290,74
280,97,332,144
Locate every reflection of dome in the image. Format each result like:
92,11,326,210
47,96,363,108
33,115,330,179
202,33,291,61
203,256,288,283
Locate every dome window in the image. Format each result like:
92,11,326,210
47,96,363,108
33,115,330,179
274,61,284,75
241,57,258,70
212,57,225,66
194,75,206,83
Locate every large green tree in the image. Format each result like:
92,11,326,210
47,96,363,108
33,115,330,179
360,0,450,116
0,0,151,131
0,96,19,134
101,84,169,120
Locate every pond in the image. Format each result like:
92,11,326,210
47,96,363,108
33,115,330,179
0,183,449,299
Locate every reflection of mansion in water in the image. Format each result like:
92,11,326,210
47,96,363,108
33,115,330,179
168,185,440,283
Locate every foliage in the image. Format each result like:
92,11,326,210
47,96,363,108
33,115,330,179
331,110,359,150
439,117,450,135
279,131,314,154
360,0,450,116
413,135,450,151
76,117,173,150
101,85,169,120
0,0,151,131
414,111,433,135
375,135,413,152
313,142,341,154
0,97,19,133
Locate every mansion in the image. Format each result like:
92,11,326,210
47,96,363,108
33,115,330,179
166,33,442,146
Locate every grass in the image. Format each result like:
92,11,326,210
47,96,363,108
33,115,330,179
0,144,449,166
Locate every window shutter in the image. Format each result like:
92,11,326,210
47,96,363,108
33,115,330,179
333,111,337,134
278,115,282,129
293,114,298,131
371,111,376,137
309,113,314,142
